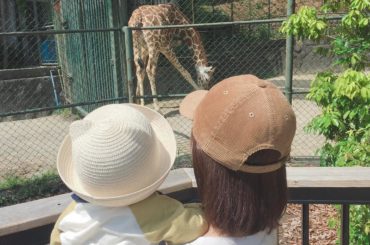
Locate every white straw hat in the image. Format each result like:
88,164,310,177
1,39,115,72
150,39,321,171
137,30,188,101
57,104,176,207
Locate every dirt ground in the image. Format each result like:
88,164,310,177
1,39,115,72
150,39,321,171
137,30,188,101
0,112,78,180
279,204,339,244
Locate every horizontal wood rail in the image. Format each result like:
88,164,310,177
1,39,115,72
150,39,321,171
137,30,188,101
1,167,370,244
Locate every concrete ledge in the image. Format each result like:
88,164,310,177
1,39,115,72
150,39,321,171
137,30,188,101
1,167,370,237
0,193,71,237
0,168,194,237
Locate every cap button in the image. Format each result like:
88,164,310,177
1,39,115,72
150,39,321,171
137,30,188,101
258,82,267,88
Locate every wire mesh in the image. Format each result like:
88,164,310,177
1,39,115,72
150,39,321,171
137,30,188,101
0,0,126,181
130,0,325,23
289,19,343,159
127,18,286,166
0,0,55,69
0,0,336,181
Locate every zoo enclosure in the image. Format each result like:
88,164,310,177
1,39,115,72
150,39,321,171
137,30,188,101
0,0,341,181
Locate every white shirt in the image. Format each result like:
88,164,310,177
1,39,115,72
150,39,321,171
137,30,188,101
185,229,277,245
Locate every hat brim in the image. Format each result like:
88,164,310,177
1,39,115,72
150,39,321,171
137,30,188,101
179,90,208,120
57,104,176,207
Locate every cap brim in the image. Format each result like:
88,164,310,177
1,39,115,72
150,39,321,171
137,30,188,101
57,104,177,207
179,90,208,120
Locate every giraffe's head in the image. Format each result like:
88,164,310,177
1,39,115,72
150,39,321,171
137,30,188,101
196,66,215,89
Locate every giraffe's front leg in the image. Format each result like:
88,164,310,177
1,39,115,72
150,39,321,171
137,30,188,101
146,49,160,111
162,50,201,90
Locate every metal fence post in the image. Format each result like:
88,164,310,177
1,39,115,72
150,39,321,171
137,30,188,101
1,0,8,68
341,204,350,245
285,0,295,104
302,204,310,245
122,26,134,103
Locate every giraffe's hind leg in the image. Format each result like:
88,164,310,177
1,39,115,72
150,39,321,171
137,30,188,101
146,49,160,111
134,52,148,106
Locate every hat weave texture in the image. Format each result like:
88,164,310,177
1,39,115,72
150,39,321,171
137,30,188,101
57,104,176,206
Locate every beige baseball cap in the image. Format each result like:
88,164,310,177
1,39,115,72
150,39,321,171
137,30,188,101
180,74,296,173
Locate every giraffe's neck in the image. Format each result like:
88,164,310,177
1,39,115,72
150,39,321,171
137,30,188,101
183,28,212,82
170,4,209,68
183,28,208,68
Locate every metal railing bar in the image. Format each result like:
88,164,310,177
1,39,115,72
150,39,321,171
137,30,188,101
302,204,310,245
129,15,344,30
74,106,89,117
0,15,344,37
285,0,295,104
130,18,286,30
341,204,350,245
0,28,122,37
0,97,128,117
289,199,370,205
122,26,135,103
288,188,370,204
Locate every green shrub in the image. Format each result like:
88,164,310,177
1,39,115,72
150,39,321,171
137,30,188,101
281,0,370,243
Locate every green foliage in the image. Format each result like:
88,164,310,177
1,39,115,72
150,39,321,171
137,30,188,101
350,205,370,244
0,172,69,207
306,70,369,145
281,1,370,243
280,6,327,40
281,1,370,70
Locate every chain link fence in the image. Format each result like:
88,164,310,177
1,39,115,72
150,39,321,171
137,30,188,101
0,0,55,69
1,0,334,181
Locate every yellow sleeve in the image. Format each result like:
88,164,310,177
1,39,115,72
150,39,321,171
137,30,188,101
130,193,208,244
50,201,77,245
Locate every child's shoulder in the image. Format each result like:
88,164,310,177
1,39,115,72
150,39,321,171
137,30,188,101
129,192,207,244
129,192,183,215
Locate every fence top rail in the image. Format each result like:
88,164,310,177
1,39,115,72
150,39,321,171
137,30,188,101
0,15,344,37
128,17,287,31
1,167,370,237
129,15,343,30
0,28,122,37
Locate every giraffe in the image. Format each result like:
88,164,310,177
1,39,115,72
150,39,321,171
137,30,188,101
128,4,214,111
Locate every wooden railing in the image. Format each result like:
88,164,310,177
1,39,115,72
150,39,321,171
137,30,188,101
1,167,370,244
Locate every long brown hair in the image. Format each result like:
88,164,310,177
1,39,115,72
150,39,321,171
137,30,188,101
191,135,287,236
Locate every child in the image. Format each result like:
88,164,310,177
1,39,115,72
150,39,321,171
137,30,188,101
50,104,207,245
